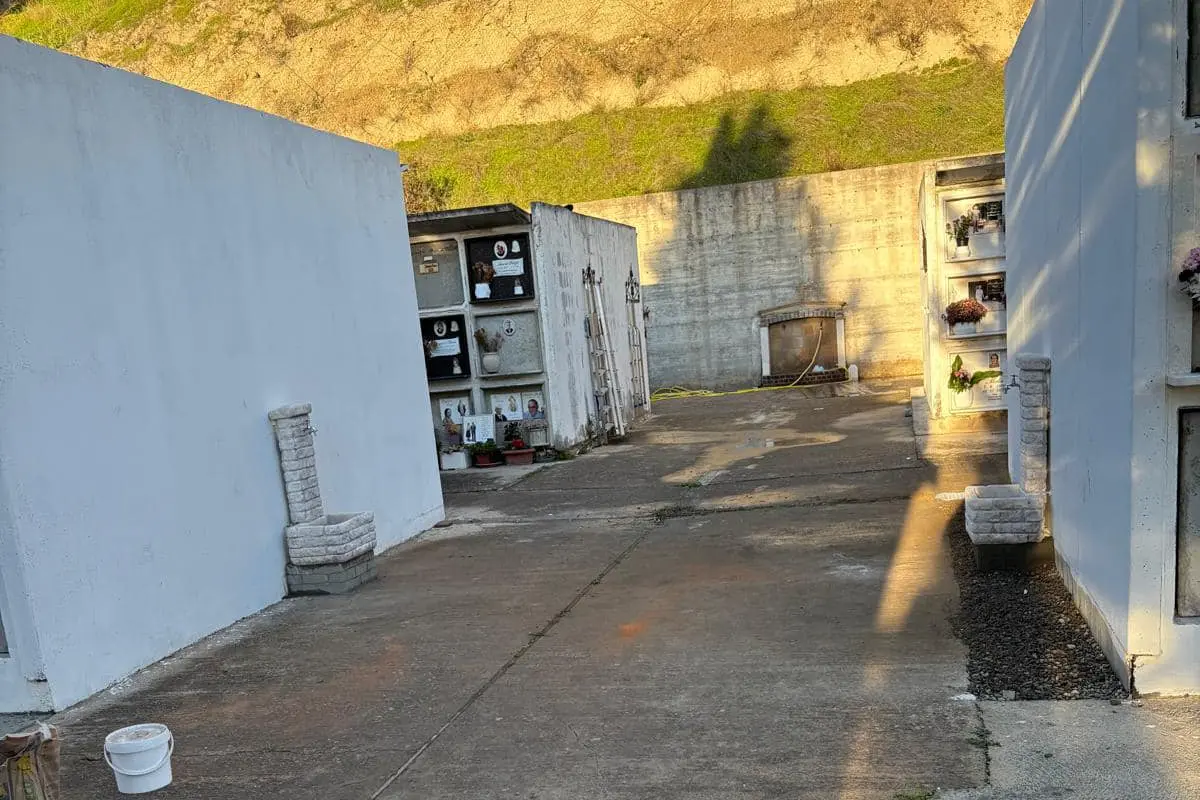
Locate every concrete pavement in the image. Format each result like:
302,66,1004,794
944,699,1200,800
50,386,1006,797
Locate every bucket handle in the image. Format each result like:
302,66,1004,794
104,735,174,777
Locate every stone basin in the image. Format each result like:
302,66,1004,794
964,484,1045,544
285,511,376,566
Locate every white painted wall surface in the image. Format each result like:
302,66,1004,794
532,204,648,447
576,163,926,390
0,38,442,710
1005,0,1196,692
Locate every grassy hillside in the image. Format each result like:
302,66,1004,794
1,0,167,47
2,0,1019,209
399,59,1004,210
2,0,1029,140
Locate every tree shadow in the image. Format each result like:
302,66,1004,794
676,104,792,191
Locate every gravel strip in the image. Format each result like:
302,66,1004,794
946,510,1127,701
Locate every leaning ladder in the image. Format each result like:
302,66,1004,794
583,264,626,440
625,267,647,414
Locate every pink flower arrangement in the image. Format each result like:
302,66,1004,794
944,298,989,326
948,354,1001,394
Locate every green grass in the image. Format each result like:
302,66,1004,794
0,0,184,47
167,0,191,21
399,58,1004,210
0,0,199,47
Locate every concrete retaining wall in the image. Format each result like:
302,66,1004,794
576,162,926,390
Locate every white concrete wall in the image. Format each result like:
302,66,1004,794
1005,0,1193,692
0,38,443,711
532,204,648,446
914,155,1007,428
576,163,926,390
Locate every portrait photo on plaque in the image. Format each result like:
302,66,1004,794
421,314,470,380
466,233,533,303
520,390,546,420
488,392,524,423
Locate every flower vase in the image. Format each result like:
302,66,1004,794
950,321,976,336
482,353,501,374
474,283,492,300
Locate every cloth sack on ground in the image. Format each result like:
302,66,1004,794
0,723,59,800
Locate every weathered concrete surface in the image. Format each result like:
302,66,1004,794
56,524,643,796
944,699,1200,800
0,713,46,737
532,202,650,447
52,387,998,798
577,163,927,390
392,507,979,799
917,431,1010,460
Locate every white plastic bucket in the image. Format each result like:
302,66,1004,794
104,723,174,794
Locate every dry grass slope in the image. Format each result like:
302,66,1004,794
2,0,1030,206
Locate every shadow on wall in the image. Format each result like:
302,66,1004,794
677,105,793,190
640,102,895,391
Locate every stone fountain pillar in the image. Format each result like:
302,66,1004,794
962,355,1051,570
269,404,377,595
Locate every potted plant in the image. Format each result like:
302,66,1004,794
467,439,502,467
502,421,535,465
944,298,988,336
439,446,470,470
475,328,503,373
471,261,496,300
503,422,524,448
947,214,974,256
947,354,1002,394
1179,248,1200,306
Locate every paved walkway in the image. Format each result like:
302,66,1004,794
36,386,1074,797
946,699,1200,800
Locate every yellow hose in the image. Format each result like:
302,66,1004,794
650,384,809,401
651,327,827,402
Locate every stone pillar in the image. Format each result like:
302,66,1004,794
1016,355,1050,496
759,325,771,378
269,403,323,525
